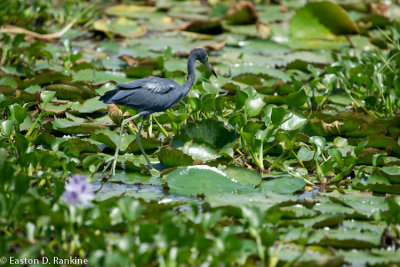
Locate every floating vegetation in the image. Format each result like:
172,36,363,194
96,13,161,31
1,0,400,265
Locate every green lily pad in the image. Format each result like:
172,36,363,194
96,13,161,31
183,119,238,149
380,166,400,183
353,172,400,194
339,249,400,266
91,129,161,153
309,229,381,248
181,142,220,162
95,188,161,202
45,84,96,100
219,166,261,186
294,214,345,228
280,205,317,219
290,1,358,39
275,245,342,266
71,97,108,113
165,165,253,196
325,191,388,218
93,17,146,38
260,176,305,194
59,138,101,155
207,191,296,210
105,4,157,19
313,201,356,216
108,172,162,185
53,118,106,134
158,147,194,167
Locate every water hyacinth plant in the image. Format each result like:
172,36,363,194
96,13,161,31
62,174,94,207
1,0,400,265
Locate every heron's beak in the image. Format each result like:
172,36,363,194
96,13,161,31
206,61,217,77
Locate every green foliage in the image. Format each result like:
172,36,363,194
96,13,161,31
0,0,99,26
1,0,400,265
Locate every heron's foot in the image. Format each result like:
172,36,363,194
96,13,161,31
102,155,118,176
104,156,115,164
149,168,160,177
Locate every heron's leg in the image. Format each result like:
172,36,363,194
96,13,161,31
103,113,142,175
136,115,154,169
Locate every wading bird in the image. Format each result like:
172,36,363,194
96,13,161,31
100,48,217,175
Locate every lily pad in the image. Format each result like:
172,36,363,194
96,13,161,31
71,97,108,113
339,249,400,266
260,176,305,194
165,165,253,196
181,142,220,162
183,119,238,149
53,118,106,134
105,4,157,19
108,172,162,186
158,147,194,167
91,129,161,153
294,214,345,228
380,166,400,183
208,190,296,210
309,229,381,248
290,1,358,39
220,166,261,186
93,17,146,38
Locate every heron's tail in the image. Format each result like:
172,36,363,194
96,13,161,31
99,88,119,104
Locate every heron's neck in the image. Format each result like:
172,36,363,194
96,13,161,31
182,53,196,95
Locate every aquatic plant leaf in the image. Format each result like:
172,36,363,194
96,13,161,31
325,191,388,218
70,97,107,113
280,205,317,219
165,165,253,196
294,214,345,228
108,172,162,186
105,4,157,19
220,166,261,186
45,84,96,100
91,129,161,153
279,112,307,131
290,1,358,39
260,176,305,194
275,245,342,266
181,142,219,162
95,188,161,202
353,172,400,194
93,17,146,38
297,146,314,162
309,229,381,248
158,147,194,167
0,119,15,136
245,95,265,117
380,166,400,183
287,89,307,109
53,118,106,135
183,119,238,149
207,191,296,210
339,249,400,266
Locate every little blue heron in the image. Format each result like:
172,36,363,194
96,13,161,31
100,48,217,175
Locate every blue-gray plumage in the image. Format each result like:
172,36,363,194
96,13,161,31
100,48,217,175
100,78,181,112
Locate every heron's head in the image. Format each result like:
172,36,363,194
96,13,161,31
191,48,217,77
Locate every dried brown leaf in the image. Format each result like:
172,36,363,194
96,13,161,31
225,1,258,25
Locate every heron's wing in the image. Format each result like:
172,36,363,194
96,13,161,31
100,78,181,111
117,78,179,94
